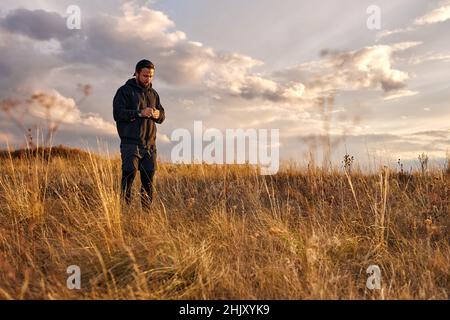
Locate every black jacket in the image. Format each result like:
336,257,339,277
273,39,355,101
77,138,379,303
113,78,165,149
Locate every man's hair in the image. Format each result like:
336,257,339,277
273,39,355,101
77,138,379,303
134,59,155,76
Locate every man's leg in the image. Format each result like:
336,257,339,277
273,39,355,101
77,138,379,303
121,170,137,204
139,149,157,211
120,144,139,205
140,168,155,210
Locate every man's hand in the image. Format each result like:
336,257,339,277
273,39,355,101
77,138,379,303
140,107,152,117
151,108,160,119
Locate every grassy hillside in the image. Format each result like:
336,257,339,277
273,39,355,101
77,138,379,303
0,146,448,299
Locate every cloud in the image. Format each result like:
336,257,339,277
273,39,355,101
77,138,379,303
157,132,170,144
0,4,210,86
0,4,421,110
0,30,62,97
205,41,422,106
376,0,450,42
0,8,72,41
408,52,450,65
276,42,421,103
408,129,450,139
117,3,181,43
0,4,319,105
376,1,450,41
204,52,284,101
280,131,448,166
28,90,116,135
414,1,450,25
383,89,419,101
375,27,414,42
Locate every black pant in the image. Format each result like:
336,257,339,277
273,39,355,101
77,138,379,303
120,144,157,211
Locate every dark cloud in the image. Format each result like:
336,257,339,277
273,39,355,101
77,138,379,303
381,78,406,92
0,8,73,41
408,130,450,138
0,31,62,97
57,12,211,87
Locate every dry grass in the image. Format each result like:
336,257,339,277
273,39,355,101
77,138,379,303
0,146,448,300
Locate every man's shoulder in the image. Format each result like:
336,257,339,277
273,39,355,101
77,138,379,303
118,79,138,92
116,83,128,93
114,83,134,103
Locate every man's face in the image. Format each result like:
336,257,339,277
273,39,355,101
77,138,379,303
137,68,154,87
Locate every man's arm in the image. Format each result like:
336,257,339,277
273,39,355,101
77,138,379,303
151,91,165,124
113,87,140,122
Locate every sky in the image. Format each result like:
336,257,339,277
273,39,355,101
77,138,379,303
0,0,449,171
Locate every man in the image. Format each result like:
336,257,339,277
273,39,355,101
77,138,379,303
113,59,165,211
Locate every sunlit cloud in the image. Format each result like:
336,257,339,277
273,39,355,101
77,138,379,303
377,0,450,41
414,0,450,25
29,90,116,135
383,89,419,101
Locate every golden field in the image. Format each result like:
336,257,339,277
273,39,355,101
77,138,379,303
0,146,448,299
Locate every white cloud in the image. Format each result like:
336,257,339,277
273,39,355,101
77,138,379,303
157,132,170,144
383,90,419,101
375,27,415,41
277,42,421,103
408,52,450,65
282,83,306,99
117,2,185,46
205,41,421,106
376,1,450,41
29,90,116,135
390,42,423,51
414,1,450,25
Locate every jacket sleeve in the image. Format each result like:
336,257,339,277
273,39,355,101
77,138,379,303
151,91,165,124
113,87,140,122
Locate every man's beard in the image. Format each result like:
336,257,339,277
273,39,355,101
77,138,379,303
137,79,150,88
